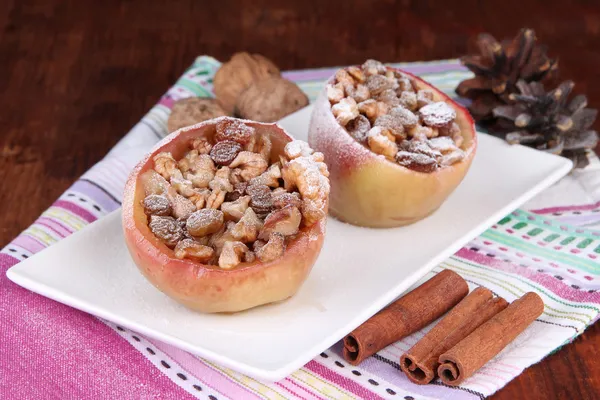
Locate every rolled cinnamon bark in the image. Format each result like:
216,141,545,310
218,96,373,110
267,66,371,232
342,269,468,365
400,287,508,384
438,292,544,386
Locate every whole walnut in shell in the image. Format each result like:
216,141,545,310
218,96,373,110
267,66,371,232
167,98,227,132
213,52,280,114
235,77,309,122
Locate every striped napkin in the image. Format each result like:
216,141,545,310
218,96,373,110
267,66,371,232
1,56,600,400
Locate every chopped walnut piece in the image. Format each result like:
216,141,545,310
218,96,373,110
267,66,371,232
207,167,233,209
215,118,255,145
226,182,248,202
170,177,196,197
453,131,464,148
358,99,390,123
249,163,281,187
367,127,398,160
188,188,211,210
244,250,256,263
389,106,419,128
406,125,437,141
143,194,171,216
272,191,302,209
259,205,301,240
399,140,442,159
190,138,212,155
366,74,394,95
244,133,257,153
255,134,272,161
231,207,263,243
177,150,197,173
439,122,463,147
210,140,242,166
140,170,170,196
178,152,215,189
326,83,345,104
165,189,196,219
209,222,236,255
399,91,418,111
374,114,406,139
221,195,251,221
416,89,434,108
376,89,400,106
396,75,414,93
396,151,438,173
362,59,387,76
347,66,366,83
186,208,224,237
440,149,465,166
284,141,313,160
229,151,269,182
346,115,371,143
149,215,183,247
271,187,287,196
154,152,184,181
282,153,330,226
332,97,359,126
419,102,457,127
335,69,355,87
345,83,370,103
428,136,459,154
218,241,250,270
174,239,214,262
256,233,286,263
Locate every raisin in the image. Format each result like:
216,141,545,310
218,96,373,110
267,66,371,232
419,102,457,127
246,184,273,216
149,215,183,247
215,119,255,145
346,115,371,143
142,194,171,216
210,140,242,166
186,209,224,237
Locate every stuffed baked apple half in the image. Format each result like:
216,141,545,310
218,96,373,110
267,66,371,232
123,117,329,313
308,59,476,228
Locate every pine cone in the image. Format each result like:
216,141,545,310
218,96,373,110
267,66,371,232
456,28,558,124
492,80,598,168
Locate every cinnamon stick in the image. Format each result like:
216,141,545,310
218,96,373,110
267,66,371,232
400,287,508,384
342,270,468,365
438,292,544,386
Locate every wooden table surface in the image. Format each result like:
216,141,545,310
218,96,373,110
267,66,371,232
2,1,599,398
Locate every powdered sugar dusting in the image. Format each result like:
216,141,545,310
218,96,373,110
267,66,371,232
142,194,171,216
148,215,183,247
418,102,457,127
284,140,313,159
428,136,458,154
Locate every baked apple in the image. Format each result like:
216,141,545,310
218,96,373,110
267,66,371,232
308,59,477,228
122,117,330,313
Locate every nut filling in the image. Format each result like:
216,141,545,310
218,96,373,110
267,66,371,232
141,118,330,269
327,59,466,172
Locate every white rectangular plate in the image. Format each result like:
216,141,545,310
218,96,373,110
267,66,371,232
8,106,572,381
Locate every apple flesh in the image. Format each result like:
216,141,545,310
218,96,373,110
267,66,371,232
308,68,477,228
122,117,326,313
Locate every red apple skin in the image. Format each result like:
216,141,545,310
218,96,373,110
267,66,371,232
308,68,477,228
122,117,326,313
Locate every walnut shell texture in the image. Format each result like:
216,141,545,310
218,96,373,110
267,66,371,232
167,97,227,132
213,52,280,114
235,77,309,122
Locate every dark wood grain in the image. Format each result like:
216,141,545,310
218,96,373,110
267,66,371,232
1,1,599,398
